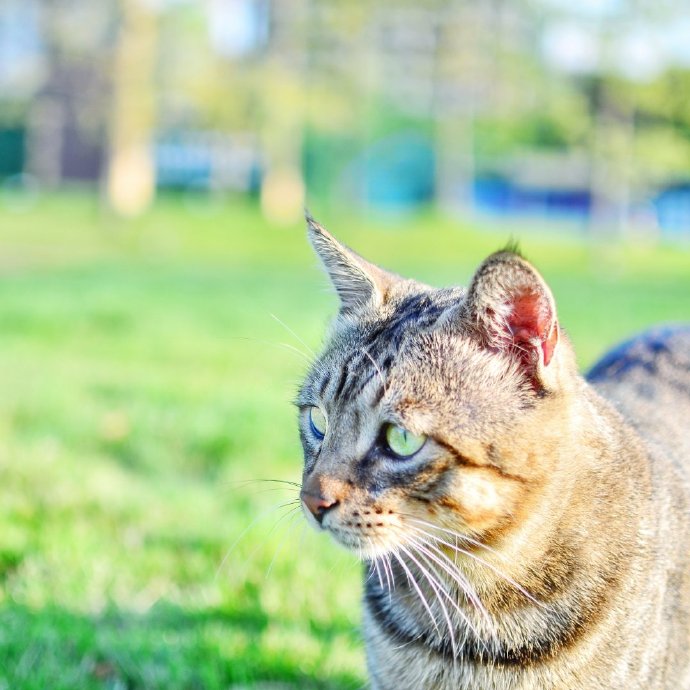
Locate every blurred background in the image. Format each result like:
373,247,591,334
1,0,690,230
0,1,688,689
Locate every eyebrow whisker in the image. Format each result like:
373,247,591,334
362,347,388,395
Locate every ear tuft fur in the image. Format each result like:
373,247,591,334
502,238,523,258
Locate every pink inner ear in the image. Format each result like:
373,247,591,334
507,290,557,367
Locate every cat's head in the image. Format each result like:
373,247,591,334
297,216,577,559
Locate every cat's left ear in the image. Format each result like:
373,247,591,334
464,250,559,390
306,214,398,315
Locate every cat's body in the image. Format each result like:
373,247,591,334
297,218,690,690
364,326,690,690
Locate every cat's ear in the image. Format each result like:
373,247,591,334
306,214,396,315
464,249,559,388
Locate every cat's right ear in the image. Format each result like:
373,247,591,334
463,249,560,391
306,214,397,315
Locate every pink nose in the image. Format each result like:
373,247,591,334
301,491,339,524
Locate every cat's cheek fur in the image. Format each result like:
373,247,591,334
442,469,523,532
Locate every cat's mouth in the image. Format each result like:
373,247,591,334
301,498,409,559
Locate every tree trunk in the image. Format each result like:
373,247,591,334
106,0,158,217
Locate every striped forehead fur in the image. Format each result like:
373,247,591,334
303,282,533,436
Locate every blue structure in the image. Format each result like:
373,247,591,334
472,174,592,221
654,184,690,235
362,132,435,209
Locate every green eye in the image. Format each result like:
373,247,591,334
309,406,328,440
384,424,426,458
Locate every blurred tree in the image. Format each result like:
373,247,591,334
106,0,159,217
256,0,309,224
538,0,690,234
25,0,113,188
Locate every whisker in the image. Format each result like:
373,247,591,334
232,335,313,365
218,478,300,501
404,524,547,609
424,541,495,636
215,499,299,579
270,312,316,357
405,539,488,642
401,514,508,562
397,544,459,659
404,530,474,595
392,551,443,640
221,478,301,488
405,533,495,640
265,507,304,579
224,487,300,499
369,551,385,591
381,552,394,594
361,347,387,395
412,546,475,649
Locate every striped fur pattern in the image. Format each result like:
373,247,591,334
297,217,690,690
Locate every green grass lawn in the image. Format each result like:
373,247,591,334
0,194,688,689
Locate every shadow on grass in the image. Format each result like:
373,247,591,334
0,600,364,690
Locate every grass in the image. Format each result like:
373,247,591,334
0,193,688,689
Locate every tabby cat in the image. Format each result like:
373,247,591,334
296,216,690,690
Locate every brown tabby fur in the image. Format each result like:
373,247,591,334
297,216,690,690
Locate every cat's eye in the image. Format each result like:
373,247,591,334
384,424,426,458
309,406,328,440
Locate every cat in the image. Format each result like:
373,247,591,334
296,215,690,690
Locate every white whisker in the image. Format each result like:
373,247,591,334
265,507,304,579
382,553,395,595
215,499,299,579
233,335,313,365
403,515,509,562
368,540,385,590
398,544,459,659
406,533,496,640
361,347,388,394
392,551,444,640
270,312,316,356
404,524,547,609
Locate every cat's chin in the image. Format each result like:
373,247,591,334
325,529,403,561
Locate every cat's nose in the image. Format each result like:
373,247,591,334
300,490,339,524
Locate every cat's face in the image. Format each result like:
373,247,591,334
297,218,573,560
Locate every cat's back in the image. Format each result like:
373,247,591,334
587,326,690,689
587,325,690,461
